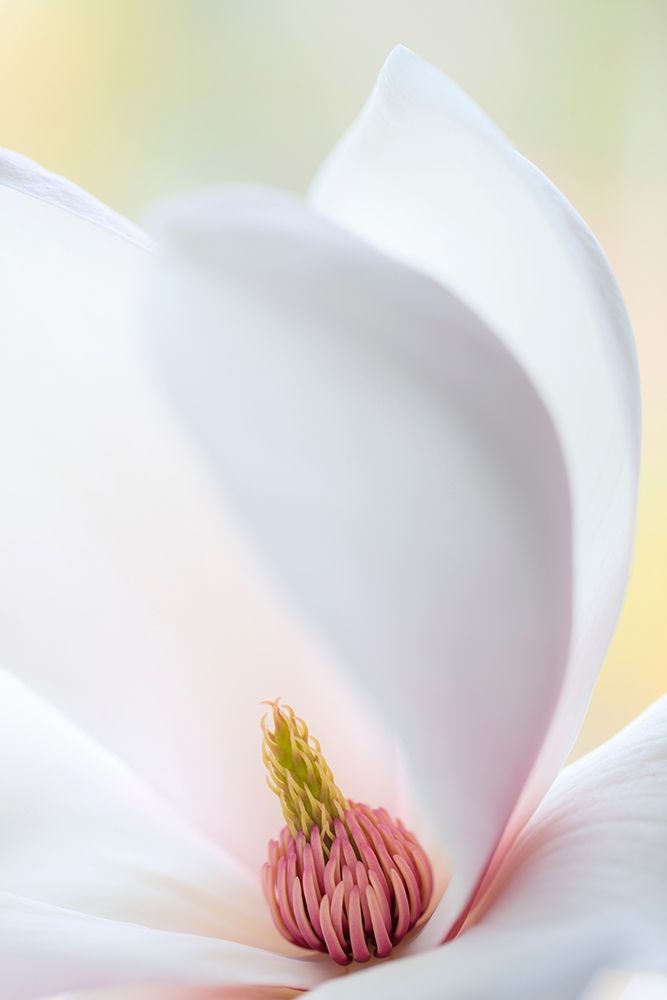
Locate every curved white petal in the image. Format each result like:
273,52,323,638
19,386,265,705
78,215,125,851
0,666,277,948
580,973,630,1000
472,694,667,963
144,186,572,946
619,976,667,1000
0,151,396,871
311,923,617,1000
583,974,667,1000
311,696,667,999
311,45,641,883
0,894,328,1000
0,148,152,249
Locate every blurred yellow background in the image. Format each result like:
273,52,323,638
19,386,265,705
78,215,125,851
1,0,664,757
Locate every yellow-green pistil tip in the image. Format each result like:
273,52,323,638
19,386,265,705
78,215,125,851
261,699,347,847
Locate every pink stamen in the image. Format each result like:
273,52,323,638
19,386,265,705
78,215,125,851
394,852,421,925
354,859,373,929
292,876,324,951
310,824,326,892
319,893,349,965
390,867,411,942
330,880,347,943
348,885,370,963
366,882,393,958
262,802,433,965
302,845,323,938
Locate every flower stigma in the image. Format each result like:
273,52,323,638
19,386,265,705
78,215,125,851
261,700,433,965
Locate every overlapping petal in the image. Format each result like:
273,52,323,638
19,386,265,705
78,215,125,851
310,45,641,939
313,922,616,1000
0,152,395,870
144,185,573,950
310,695,667,999
1,894,326,1000
473,694,667,965
0,667,274,945
619,976,667,1000
0,664,323,996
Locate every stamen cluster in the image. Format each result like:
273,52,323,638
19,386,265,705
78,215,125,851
262,802,433,964
261,702,433,964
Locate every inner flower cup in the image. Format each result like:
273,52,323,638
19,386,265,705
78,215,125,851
260,701,442,966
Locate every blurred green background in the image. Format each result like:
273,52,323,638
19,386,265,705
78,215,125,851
1,0,664,757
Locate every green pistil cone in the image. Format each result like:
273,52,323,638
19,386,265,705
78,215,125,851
261,700,347,849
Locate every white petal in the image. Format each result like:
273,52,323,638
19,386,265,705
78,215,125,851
0,148,152,249
619,976,667,1000
0,667,278,947
0,894,328,1000
311,923,617,1000
0,151,396,871
311,697,667,999
311,44,641,868
583,974,667,1000
580,972,630,1000
472,694,667,964
49,988,300,999
144,186,572,944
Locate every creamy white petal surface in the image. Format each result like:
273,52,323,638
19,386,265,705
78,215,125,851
0,667,275,944
0,895,327,1000
311,696,667,998
619,976,667,999
584,975,667,1000
477,695,667,959
0,152,396,870
0,148,152,249
311,46,641,938
145,186,572,950
314,923,616,1000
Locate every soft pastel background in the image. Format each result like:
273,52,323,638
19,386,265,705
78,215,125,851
0,0,664,757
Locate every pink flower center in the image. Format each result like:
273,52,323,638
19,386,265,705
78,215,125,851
261,702,433,964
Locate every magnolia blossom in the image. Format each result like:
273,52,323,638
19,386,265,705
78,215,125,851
1,45,665,1000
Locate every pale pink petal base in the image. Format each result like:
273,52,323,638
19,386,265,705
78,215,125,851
471,696,667,952
0,667,284,946
1,895,330,1000
311,696,667,999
